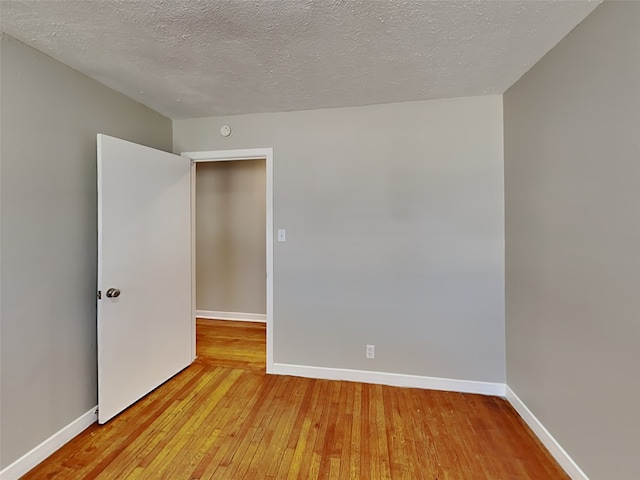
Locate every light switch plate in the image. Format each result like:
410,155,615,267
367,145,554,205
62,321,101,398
277,229,286,242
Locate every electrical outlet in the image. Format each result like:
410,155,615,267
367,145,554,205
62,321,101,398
366,344,375,359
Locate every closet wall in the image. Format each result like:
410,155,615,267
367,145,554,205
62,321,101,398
195,160,266,316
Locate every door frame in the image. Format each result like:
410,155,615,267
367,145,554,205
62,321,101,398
181,148,274,373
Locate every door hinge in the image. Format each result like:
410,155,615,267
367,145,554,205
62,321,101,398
97,290,102,300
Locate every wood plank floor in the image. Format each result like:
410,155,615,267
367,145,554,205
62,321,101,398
21,319,568,479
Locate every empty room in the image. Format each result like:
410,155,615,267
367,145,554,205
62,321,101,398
1,1,638,479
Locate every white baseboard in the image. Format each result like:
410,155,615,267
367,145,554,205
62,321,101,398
506,386,588,480
0,406,97,480
195,310,266,323
271,363,505,396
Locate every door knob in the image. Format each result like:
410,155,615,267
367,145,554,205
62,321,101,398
106,288,121,298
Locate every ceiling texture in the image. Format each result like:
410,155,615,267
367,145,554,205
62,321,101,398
1,0,599,119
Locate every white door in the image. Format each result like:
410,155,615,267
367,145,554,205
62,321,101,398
97,134,192,424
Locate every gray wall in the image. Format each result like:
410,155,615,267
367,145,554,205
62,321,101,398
504,3,640,479
196,160,266,314
0,35,172,468
175,95,505,382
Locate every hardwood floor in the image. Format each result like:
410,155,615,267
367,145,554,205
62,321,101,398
21,319,568,479
195,319,266,371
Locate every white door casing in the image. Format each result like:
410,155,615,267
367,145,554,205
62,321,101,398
97,134,192,424
182,148,274,373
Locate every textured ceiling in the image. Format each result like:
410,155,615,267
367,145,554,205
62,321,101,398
1,0,599,119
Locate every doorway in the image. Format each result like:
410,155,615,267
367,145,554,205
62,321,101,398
182,148,274,373
195,159,266,321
